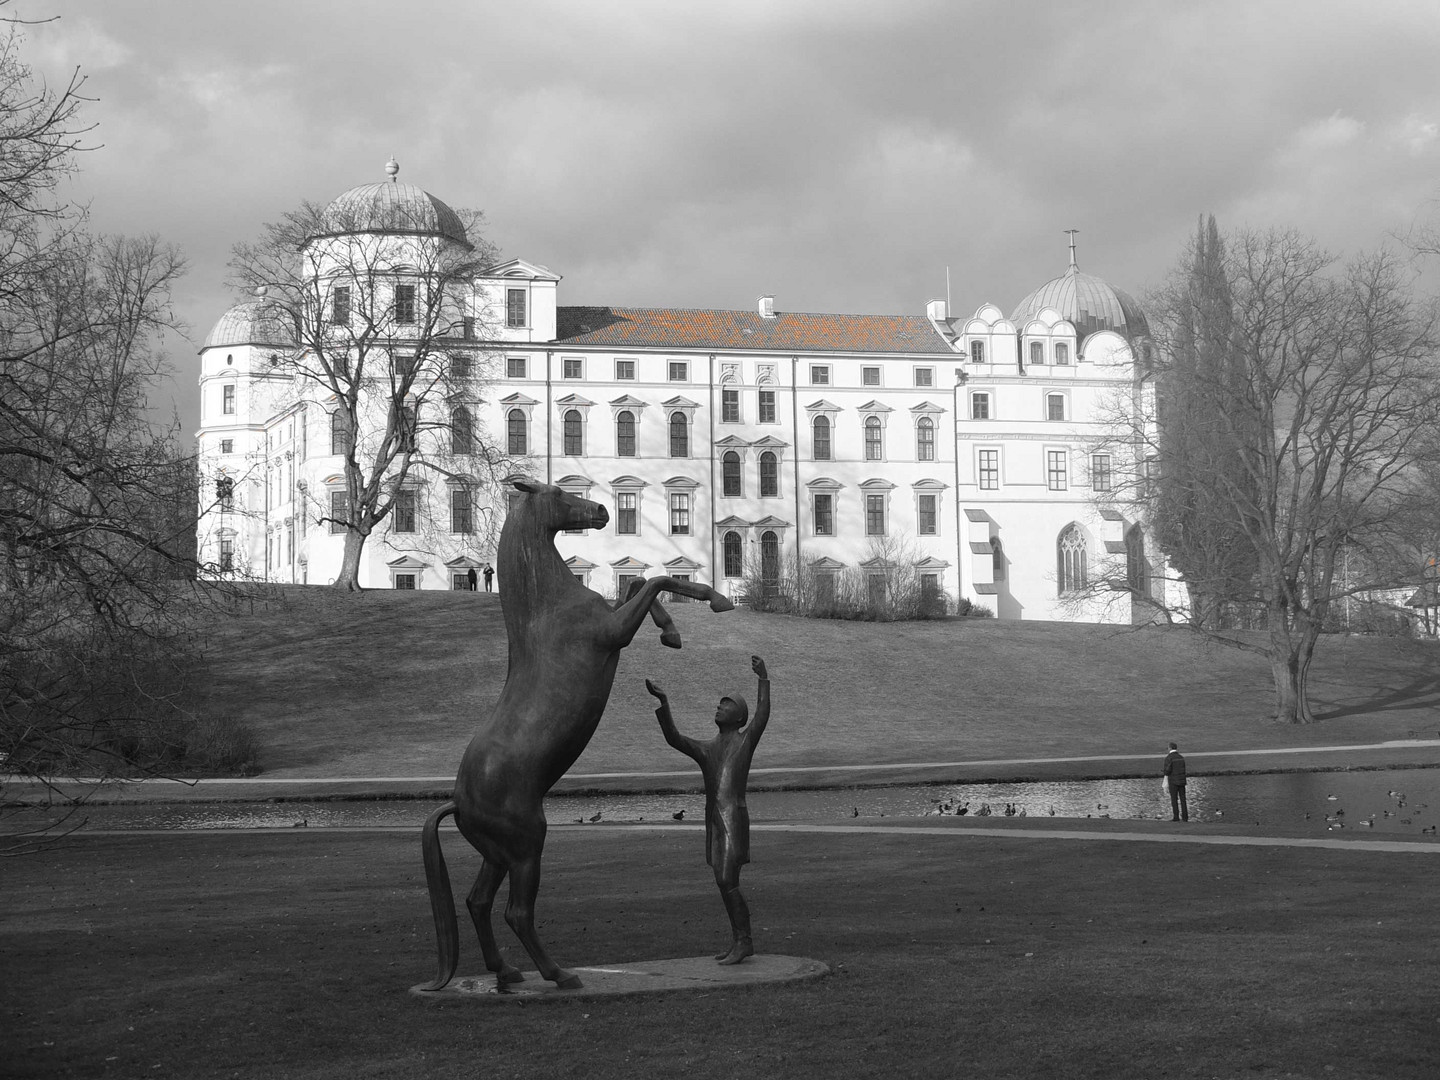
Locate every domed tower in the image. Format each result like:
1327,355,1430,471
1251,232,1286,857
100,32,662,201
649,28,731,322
1010,233,1150,348
306,158,472,250
195,289,294,578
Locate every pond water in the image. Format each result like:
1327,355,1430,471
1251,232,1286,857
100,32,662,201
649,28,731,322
27,766,1440,838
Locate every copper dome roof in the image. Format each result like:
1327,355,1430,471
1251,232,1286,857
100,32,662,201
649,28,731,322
310,180,470,248
204,299,295,349
1010,265,1149,343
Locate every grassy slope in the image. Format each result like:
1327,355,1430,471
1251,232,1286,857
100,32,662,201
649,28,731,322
198,587,1440,779
6,828,1440,1079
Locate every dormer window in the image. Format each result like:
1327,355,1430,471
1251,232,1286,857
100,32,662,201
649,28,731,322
506,288,527,328
1055,342,1070,365
1029,341,1044,366
970,340,985,364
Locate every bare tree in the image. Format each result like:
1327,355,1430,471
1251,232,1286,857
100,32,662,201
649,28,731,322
1104,227,1440,722
228,195,506,589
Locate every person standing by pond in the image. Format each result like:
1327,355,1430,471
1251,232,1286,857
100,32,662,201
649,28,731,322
646,654,771,964
1164,742,1188,822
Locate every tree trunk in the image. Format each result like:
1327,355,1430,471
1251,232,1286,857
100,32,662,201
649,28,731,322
333,529,367,591
1268,619,1318,724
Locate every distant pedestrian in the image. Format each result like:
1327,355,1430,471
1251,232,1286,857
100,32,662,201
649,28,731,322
483,563,494,592
1163,742,1188,822
466,567,478,591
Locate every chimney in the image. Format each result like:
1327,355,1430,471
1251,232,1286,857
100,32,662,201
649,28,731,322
757,295,775,319
926,298,948,322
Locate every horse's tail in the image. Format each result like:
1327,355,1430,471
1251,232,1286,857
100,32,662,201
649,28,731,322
420,800,459,991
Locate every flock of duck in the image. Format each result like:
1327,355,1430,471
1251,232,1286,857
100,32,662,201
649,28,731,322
1311,789,1437,833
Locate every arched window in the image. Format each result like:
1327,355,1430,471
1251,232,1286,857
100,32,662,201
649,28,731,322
722,451,742,497
669,411,688,458
563,409,583,456
1058,524,1088,595
759,451,779,497
216,475,234,513
812,415,831,461
450,405,474,454
1055,342,1070,365
723,530,743,578
330,410,348,456
1126,524,1148,596
970,339,985,364
916,417,935,461
991,536,1005,582
1029,341,1044,366
507,409,527,455
761,530,780,586
616,410,636,457
864,416,883,461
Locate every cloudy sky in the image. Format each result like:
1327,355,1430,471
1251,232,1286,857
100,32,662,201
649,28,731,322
19,0,1440,435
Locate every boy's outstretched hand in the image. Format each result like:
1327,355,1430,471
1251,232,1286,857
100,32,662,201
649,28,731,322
751,655,767,679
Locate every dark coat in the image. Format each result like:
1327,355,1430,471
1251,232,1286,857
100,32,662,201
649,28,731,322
1163,751,1187,785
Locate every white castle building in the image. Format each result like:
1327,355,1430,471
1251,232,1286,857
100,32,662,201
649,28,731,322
196,167,1158,622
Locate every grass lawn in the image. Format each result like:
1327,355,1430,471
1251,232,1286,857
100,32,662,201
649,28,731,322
5,825,1439,1079
196,587,1440,780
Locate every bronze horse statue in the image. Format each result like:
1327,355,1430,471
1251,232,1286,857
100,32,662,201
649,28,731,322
420,479,734,991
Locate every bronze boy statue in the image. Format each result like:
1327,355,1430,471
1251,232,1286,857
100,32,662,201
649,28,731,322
646,654,770,964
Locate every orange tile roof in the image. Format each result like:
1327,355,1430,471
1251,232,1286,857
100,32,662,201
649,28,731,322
555,306,955,354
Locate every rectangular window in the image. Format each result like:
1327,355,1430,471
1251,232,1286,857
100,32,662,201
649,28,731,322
219,538,234,572
1091,453,1113,492
1055,342,1070,365
813,493,834,536
758,389,776,423
914,367,934,387
668,361,687,382
970,340,985,364
616,492,637,535
506,288,526,328
451,355,473,380
329,490,347,534
865,493,886,536
392,489,416,533
220,439,233,455
394,354,417,379
394,284,416,324
810,365,830,385
222,384,235,415
451,488,473,533
616,574,641,601
1047,450,1068,490
615,360,635,380
862,366,881,386
970,392,990,420
393,573,416,590
452,573,470,591
918,494,937,536
978,449,999,490
868,575,887,607
1047,394,1066,421
507,356,527,379
563,357,583,379
331,286,350,325
670,493,690,535
722,388,740,423
1030,341,1045,366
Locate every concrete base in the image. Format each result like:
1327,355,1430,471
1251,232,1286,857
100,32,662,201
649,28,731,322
409,953,829,1003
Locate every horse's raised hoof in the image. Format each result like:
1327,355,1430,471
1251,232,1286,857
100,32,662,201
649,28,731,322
660,628,682,649
552,970,583,990
709,593,736,613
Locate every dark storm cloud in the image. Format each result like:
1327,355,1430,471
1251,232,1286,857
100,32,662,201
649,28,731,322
21,0,1440,433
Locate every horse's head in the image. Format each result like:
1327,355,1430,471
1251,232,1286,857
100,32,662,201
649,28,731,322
512,479,609,533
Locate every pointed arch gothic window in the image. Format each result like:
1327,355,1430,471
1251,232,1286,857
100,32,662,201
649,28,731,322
1057,524,1088,595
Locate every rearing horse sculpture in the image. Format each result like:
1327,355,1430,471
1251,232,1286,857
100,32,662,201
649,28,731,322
421,479,734,991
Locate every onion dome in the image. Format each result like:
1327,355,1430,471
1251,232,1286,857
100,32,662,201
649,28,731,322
308,159,470,248
204,291,294,349
1011,237,1149,342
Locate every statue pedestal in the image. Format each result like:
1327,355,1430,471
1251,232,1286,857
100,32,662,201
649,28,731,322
409,953,828,1003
